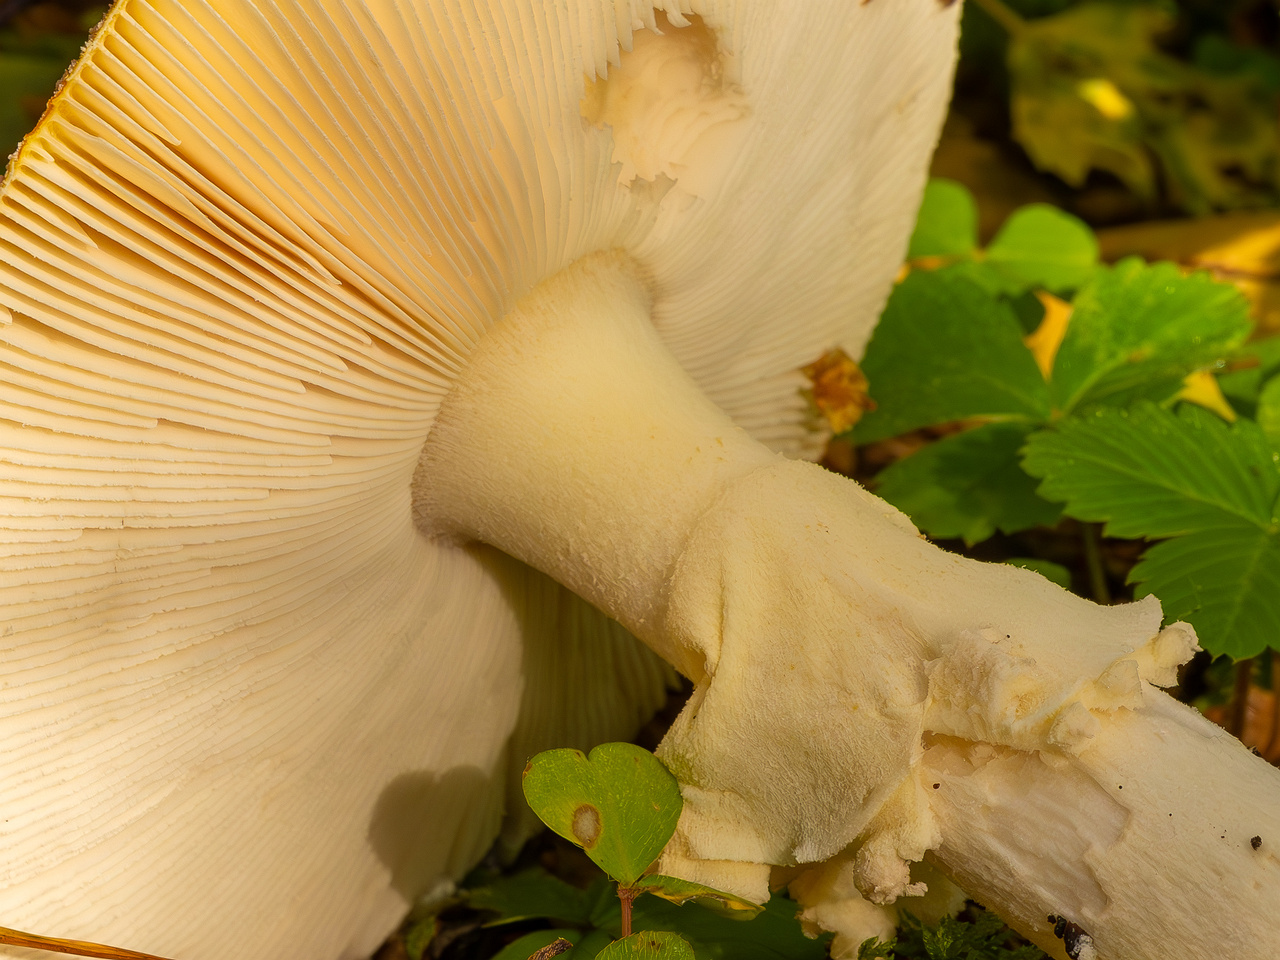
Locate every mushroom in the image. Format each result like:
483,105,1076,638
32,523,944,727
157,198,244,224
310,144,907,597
0,5,1276,960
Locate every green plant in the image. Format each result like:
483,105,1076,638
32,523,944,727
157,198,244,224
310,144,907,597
967,0,1280,214
452,743,1045,960
493,742,788,960
854,177,1280,660
858,909,1045,960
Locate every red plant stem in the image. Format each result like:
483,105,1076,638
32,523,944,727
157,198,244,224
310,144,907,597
618,887,637,938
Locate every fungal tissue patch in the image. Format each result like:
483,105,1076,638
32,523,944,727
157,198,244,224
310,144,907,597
581,13,751,199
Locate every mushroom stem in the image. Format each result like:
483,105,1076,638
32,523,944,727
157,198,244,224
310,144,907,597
924,695,1280,960
415,251,777,677
415,251,1280,960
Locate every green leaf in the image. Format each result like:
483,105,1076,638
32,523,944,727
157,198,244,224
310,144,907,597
1258,375,1280,453
875,423,1061,545
1130,524,1280,659
985,204,1098,294
491,930,580,960
1008,289,1048,335
522,744,682,885
1022,403,1280,538
594,933,694,960
568,929,616,960
895,910,1045,960
1218,337,1280,415
566,929,616,960
0,45,73,163
1049,260,1252,414
467,868,595,927
404,917,438,960
855,269,1051,443
631,876,763,920
1007,4,1160,197
856,937,896,960
629,896,829,960
908,179,978,260
1006,2,1280,215
1003,557,1072,589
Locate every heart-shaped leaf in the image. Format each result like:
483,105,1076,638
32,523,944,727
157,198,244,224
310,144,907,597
593,932,694,960
633,875,764,919
522,743,682,885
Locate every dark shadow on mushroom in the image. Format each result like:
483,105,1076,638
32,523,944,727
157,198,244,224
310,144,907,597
368,766,494,900
468,546,679,850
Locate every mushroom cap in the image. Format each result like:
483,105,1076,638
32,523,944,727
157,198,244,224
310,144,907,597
0,2,959,958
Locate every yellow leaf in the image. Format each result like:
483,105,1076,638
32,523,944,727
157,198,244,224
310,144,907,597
1076,78,1135,121
1023,291,1072,379
801,348,875,435
1178,370,1237,422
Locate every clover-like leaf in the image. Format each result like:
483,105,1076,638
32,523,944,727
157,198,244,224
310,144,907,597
522,743,682,885
632,876,763,920
985,203,1099,294
907,179,978,260
594,932,694,960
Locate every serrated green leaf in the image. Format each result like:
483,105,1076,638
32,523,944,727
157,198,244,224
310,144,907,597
857,936,895,960
1049,260,1251,414
594,932,693,960
1003,557,1072,589
1022,403,1280,538
468,868,594,927
1131,524,1280,659
522,744,682,885
1258,375,1280,453
985,204,1098,294
875,423,1061,545
896,910,1045,960
632,876,762,920
855,270,1051,443
908,179,978,260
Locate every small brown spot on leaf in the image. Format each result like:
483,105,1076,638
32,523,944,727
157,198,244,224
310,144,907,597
1252,835,1263,850
572,803,602,848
